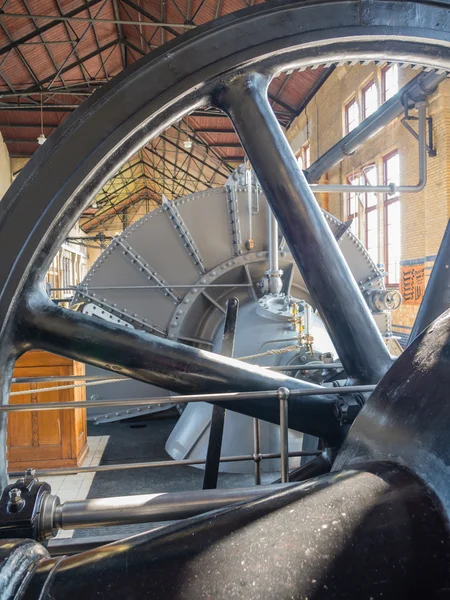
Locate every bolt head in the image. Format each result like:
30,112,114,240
9,488,22,503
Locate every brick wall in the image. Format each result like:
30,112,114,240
287,64,450,344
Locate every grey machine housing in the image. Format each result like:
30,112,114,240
76,164,401,473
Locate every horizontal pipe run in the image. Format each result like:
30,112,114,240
2,12,196,28
1,385,376,413
310,101,428,194
311,184,395,193
69,284,253,291
8,451,320,478
311,184,426,193
55,485,295,530
307,71,444,182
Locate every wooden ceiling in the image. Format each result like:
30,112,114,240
0,0,332,231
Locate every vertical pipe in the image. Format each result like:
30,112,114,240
306,71,445,183
267,207,282,293
268,208,279,273
253,418,261,485
278,387,289,483
400,101,428,192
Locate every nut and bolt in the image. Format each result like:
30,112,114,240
8,488,22,505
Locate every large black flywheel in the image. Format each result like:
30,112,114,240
1,1,450,597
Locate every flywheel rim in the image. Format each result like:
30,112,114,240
0,0,448,489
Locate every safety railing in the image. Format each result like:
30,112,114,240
6,385,375,483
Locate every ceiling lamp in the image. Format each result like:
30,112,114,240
37,93,46,145
183,140,192,150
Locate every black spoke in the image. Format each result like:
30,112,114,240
214,73,392,384
19,294,345,446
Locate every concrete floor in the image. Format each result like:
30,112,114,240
25,414,281,541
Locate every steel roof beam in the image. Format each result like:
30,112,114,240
13,39,117,96
1,11,195,30
0,0,104,57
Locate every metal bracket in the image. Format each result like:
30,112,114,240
334,219,353,242
0,475,53,541
163,197,206,274
401,113,436,157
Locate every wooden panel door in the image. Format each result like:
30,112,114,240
7,352,88,471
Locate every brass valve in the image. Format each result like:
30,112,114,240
291,302,314,353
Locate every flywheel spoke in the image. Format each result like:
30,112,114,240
214,72,392,384
19,294,345,446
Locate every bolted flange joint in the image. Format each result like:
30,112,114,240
333,394,364,425
0,476,57,541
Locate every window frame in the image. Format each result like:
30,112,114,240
296,142,311,170
344,97,359,134
381,64,399,103
362,164,378,263
346,172,362,238
361,79,378,120
383,150,401,287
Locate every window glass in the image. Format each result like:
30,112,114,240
297,143,310,169
384,151,401,285
363,164,378,263
363,165,378,208
345,99,359,133
362,81,378,119
303,144,310,169
386,201,401,284
366,210,378,263
383,64,399,102
384,152,400,196
347,174,362,237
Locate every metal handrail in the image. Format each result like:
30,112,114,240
8,450,320,478
2,385,376,413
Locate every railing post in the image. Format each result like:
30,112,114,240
253,418,261,485
278,387,290,483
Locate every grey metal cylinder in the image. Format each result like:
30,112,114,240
54,485,293,530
